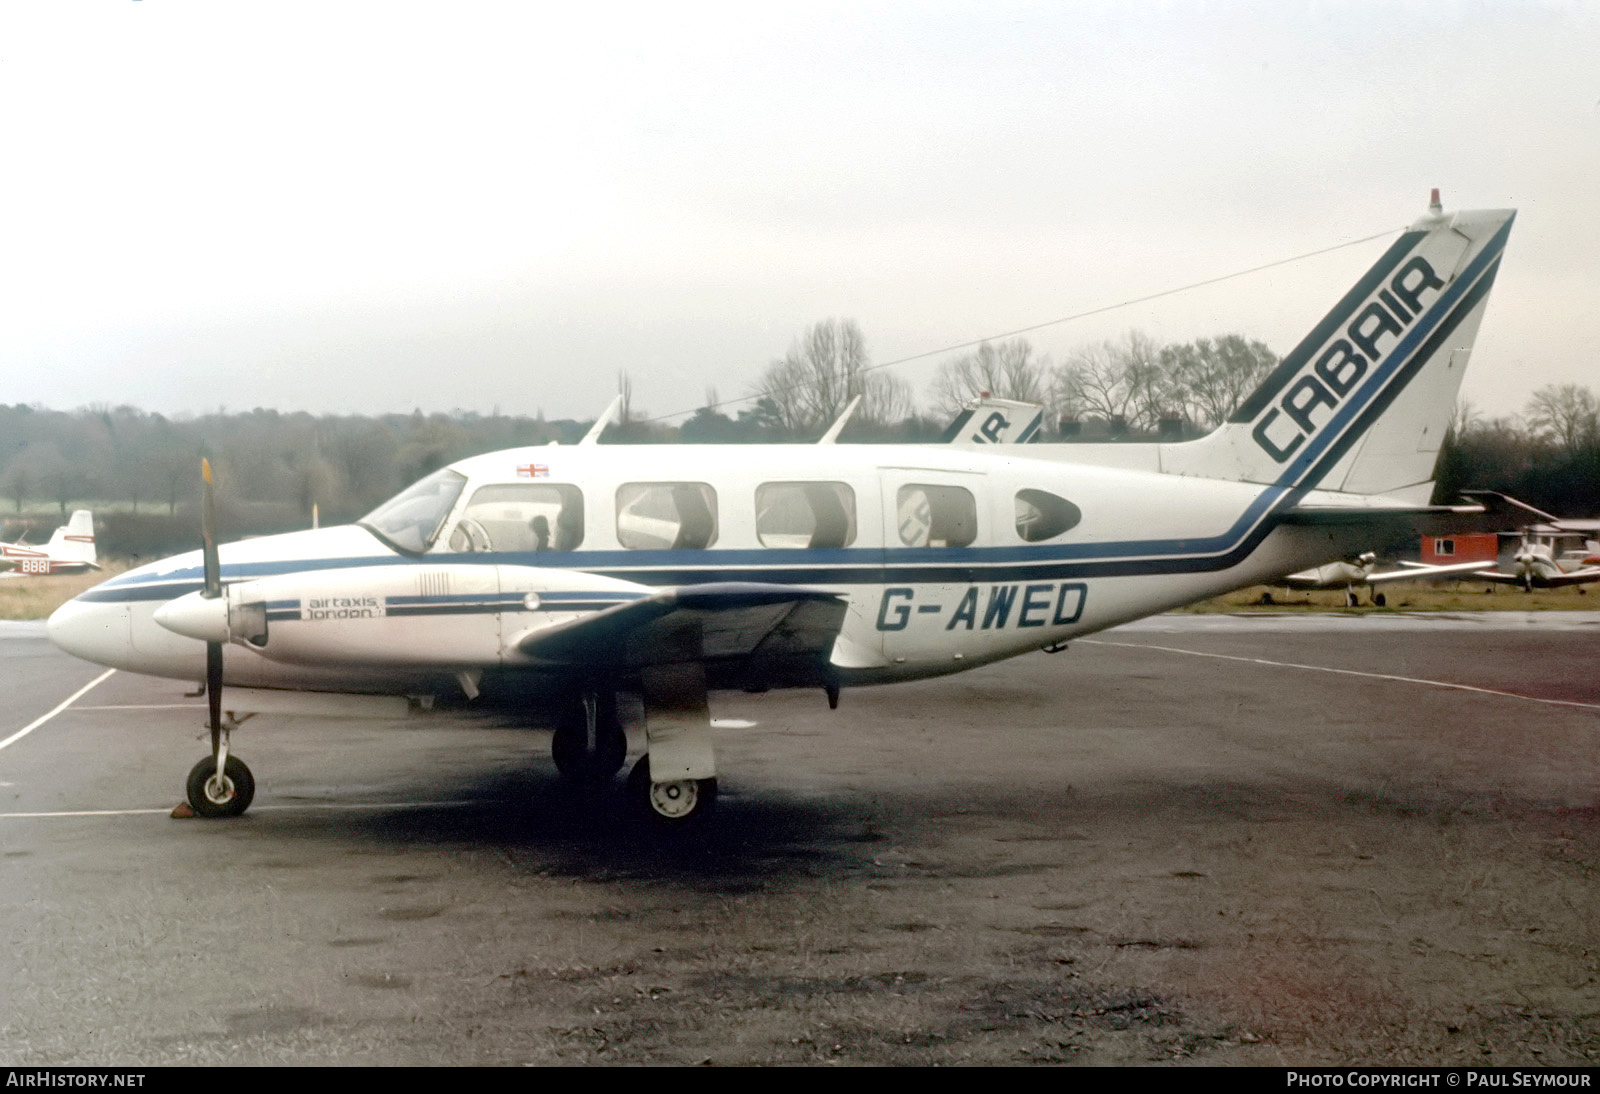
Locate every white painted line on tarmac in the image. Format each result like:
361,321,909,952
0,669,117,753
75,704,204,711
0,799,492,820
1083,639,1600,713
2,808,174,818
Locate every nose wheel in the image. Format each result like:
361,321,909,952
185,754,255,818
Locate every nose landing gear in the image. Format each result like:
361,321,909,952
185,751,255,818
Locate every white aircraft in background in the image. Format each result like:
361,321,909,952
1454,491,1600,591
48,195,1514,827
1278,551,1486,606
0,510,97,578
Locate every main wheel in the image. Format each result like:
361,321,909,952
185,755,255,818
1372,592,1387,607
627,756,716,828
552,691,628,781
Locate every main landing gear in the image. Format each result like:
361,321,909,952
551,689,629,782
628,755,717,826
554,666,721,828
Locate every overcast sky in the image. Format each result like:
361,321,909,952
1,1,1595,423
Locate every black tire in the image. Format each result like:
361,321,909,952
186,755,255,818
1373,592,1386,607
627,755,716,828
1345,590,1359,608
552,691,628,781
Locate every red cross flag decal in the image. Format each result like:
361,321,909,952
516,464,549,478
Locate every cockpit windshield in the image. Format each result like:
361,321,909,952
359,468,467,554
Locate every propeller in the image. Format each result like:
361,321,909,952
201,459,224,750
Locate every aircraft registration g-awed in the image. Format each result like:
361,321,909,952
0,510,97,578
48,195,1514,826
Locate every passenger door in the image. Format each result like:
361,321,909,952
875,468,984,667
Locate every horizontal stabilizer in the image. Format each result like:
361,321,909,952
1281,502,1486,532
1457,490,1562,526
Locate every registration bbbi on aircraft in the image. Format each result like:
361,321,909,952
47,195,1515,826
1,510,97,578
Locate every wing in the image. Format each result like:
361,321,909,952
514,582,848,688
1365,561,1488,584
1535,567,1600,588
1471,567,1600,588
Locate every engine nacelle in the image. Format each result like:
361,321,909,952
155,563,649,668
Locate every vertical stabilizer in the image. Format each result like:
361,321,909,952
940,396,1046,444
47,510,97,566
1161,199,1514,497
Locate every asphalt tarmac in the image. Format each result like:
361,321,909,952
2,613,1598,1065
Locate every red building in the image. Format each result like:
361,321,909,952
1420,533,1498,566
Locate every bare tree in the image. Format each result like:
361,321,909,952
927,339,1049,417
1054,331,1171,431
1524,384,1600,451
1159,334,1279,429
753,319,910,434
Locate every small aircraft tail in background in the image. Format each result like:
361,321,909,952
940,396,1046,445
0,509,98,577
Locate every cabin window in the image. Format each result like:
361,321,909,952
360,467,467,554
755,482,857,549
449,483,583,553
1434,538,1454,556
1014,489,1082,542
616,483,719,550
896,484,976,548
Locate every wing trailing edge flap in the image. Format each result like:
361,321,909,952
513,582,849,685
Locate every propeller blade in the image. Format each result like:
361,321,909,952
201,458,220,599
201,459,225,740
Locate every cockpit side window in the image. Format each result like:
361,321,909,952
449,483,584,553
755,482,856,548
616,483,718,550
359,468,467,554
896,484,976,548
1014,489,1082,542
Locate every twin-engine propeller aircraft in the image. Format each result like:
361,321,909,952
1278,552,1486,607
0,510,97,578
48,195,1515,826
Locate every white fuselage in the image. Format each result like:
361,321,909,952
47,443,1380,695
